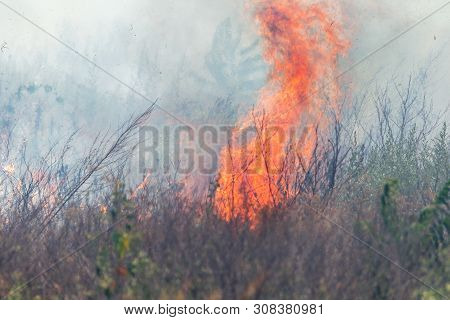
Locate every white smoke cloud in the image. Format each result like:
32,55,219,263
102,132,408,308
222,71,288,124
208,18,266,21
0,0,448,155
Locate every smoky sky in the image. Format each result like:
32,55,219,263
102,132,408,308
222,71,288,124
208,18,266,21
0,0,448,153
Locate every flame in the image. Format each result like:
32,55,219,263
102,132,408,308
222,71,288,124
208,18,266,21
3,163,15,175
215,0,348,222
131,171,152,199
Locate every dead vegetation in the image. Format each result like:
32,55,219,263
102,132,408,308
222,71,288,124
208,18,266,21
0,76,448,299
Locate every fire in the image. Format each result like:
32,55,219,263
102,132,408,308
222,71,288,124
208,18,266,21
3,163,15,175
131,171,152,199
214,0,348,222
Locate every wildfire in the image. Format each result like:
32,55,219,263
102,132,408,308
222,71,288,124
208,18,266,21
131,171,152,199
214,0,348,222
3,163,15,175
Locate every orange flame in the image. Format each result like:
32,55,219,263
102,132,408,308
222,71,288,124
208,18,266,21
215,0,348,222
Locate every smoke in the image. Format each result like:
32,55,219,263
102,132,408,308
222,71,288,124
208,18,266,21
0,0,448,159
341,0,450,114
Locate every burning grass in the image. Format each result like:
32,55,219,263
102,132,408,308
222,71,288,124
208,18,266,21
0,0,448,300
215,0,349,223
0,78,448,299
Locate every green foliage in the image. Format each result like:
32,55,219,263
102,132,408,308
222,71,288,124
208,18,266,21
409,181,449,299
95,181,159,299
380,179,400,236
431,123,449,189
415,180,449,252
350,179,449,299
418,247,450,299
